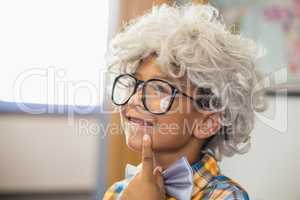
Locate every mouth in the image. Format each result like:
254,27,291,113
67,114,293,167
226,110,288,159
125,115,154,127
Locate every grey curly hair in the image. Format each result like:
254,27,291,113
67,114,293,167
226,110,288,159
106,3,267,161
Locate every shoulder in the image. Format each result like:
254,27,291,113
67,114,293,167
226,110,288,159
103,178,130,200
203,175,250,200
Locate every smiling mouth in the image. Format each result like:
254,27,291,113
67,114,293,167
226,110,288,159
126,116,154,126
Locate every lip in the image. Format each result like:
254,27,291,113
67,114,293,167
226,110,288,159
125,115,154,126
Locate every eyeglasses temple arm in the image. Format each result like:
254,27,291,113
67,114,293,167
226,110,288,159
179,91,195,101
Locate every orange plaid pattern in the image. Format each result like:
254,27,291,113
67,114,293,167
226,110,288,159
103,152,249,200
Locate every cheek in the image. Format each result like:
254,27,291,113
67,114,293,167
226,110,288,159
151,114,192,150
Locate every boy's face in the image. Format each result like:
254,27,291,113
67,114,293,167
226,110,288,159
120,56,205,153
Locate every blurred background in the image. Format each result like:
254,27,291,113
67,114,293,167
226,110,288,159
0,0,299,200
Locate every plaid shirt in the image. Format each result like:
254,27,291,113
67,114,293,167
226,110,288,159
103,152,249,200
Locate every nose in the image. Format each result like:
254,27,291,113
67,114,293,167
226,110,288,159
127,84,144,109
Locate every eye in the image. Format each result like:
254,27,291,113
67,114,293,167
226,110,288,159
156,84,169,93
145,80,173,97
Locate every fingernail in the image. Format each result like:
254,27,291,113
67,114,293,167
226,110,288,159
157,166,163,173
143,134,150,143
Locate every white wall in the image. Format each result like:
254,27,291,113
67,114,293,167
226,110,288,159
221,96,300,200
0,114,103,193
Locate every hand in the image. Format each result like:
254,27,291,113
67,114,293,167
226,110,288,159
119,134,166,200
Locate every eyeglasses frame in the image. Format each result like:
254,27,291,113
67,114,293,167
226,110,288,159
111,73,211,115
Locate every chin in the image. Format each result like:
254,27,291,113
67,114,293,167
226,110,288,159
125,133,143,152
121,117,154,152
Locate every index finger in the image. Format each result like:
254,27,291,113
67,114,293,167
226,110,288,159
141,134,154,179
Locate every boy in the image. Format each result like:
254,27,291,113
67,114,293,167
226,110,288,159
103,3,266,200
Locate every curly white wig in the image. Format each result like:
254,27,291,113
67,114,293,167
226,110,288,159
106,3,267,161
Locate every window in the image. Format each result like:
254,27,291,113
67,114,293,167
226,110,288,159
0,0,109,107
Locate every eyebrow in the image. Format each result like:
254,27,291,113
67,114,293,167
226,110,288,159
132,72,186,90
132,72,168,80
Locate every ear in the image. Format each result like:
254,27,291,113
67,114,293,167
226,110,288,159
193,112,221,139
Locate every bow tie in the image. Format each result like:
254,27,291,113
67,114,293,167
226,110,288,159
125,157,194,200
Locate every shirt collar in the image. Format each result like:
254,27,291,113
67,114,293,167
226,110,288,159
190,151,220,197
134,150,220,196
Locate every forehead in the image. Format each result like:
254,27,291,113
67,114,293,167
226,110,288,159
134,56,190,90
134,56,166,80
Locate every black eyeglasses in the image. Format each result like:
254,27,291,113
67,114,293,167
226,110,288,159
111,73,215,115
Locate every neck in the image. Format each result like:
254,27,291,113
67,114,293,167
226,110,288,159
153,137,204,170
